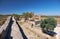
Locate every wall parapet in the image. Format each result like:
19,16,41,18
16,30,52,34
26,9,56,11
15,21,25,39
0,16,12,39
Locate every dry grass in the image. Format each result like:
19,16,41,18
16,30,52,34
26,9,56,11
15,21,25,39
0,15,8,26
18,21,56,39
26,27,40,37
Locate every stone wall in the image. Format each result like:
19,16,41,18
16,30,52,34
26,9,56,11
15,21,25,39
0,16,11,39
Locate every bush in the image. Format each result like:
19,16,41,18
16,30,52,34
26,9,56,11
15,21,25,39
40,17,57,31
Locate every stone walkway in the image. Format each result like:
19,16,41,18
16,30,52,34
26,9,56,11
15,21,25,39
11,17,23,39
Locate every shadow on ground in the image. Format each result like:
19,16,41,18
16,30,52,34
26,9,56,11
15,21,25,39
16,21,28,39
5,17,13,39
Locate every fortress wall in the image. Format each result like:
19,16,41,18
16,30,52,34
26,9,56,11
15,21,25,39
0,16,12,39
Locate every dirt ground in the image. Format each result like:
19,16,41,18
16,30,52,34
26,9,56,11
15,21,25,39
0,16,8,26
18,21,56,39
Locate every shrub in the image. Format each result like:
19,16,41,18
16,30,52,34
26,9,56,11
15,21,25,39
40,17,57,31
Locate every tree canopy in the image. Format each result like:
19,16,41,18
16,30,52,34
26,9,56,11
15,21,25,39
22,12,34,20
12,14,20,20
40,17,57,31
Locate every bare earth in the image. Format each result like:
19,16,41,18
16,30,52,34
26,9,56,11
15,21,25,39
18,21,56,39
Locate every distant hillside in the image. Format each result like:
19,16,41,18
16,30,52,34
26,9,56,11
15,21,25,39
41,15,60,18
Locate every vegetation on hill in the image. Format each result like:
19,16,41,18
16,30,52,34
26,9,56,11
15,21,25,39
12,14,20,20
41,15,60,18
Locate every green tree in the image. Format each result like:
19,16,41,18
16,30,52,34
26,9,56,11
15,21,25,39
12,14,20,20
22,12,34,20
40,17,57,31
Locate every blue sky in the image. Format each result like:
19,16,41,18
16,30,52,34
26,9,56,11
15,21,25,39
0,0,60,15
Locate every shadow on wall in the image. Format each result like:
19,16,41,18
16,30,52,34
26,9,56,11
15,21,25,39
16,21,28,39
5,17,13,39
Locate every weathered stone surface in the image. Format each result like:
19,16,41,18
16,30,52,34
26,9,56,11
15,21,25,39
0,16,24,39
0,16,11,39
11,17,23,39
54,24,60,39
